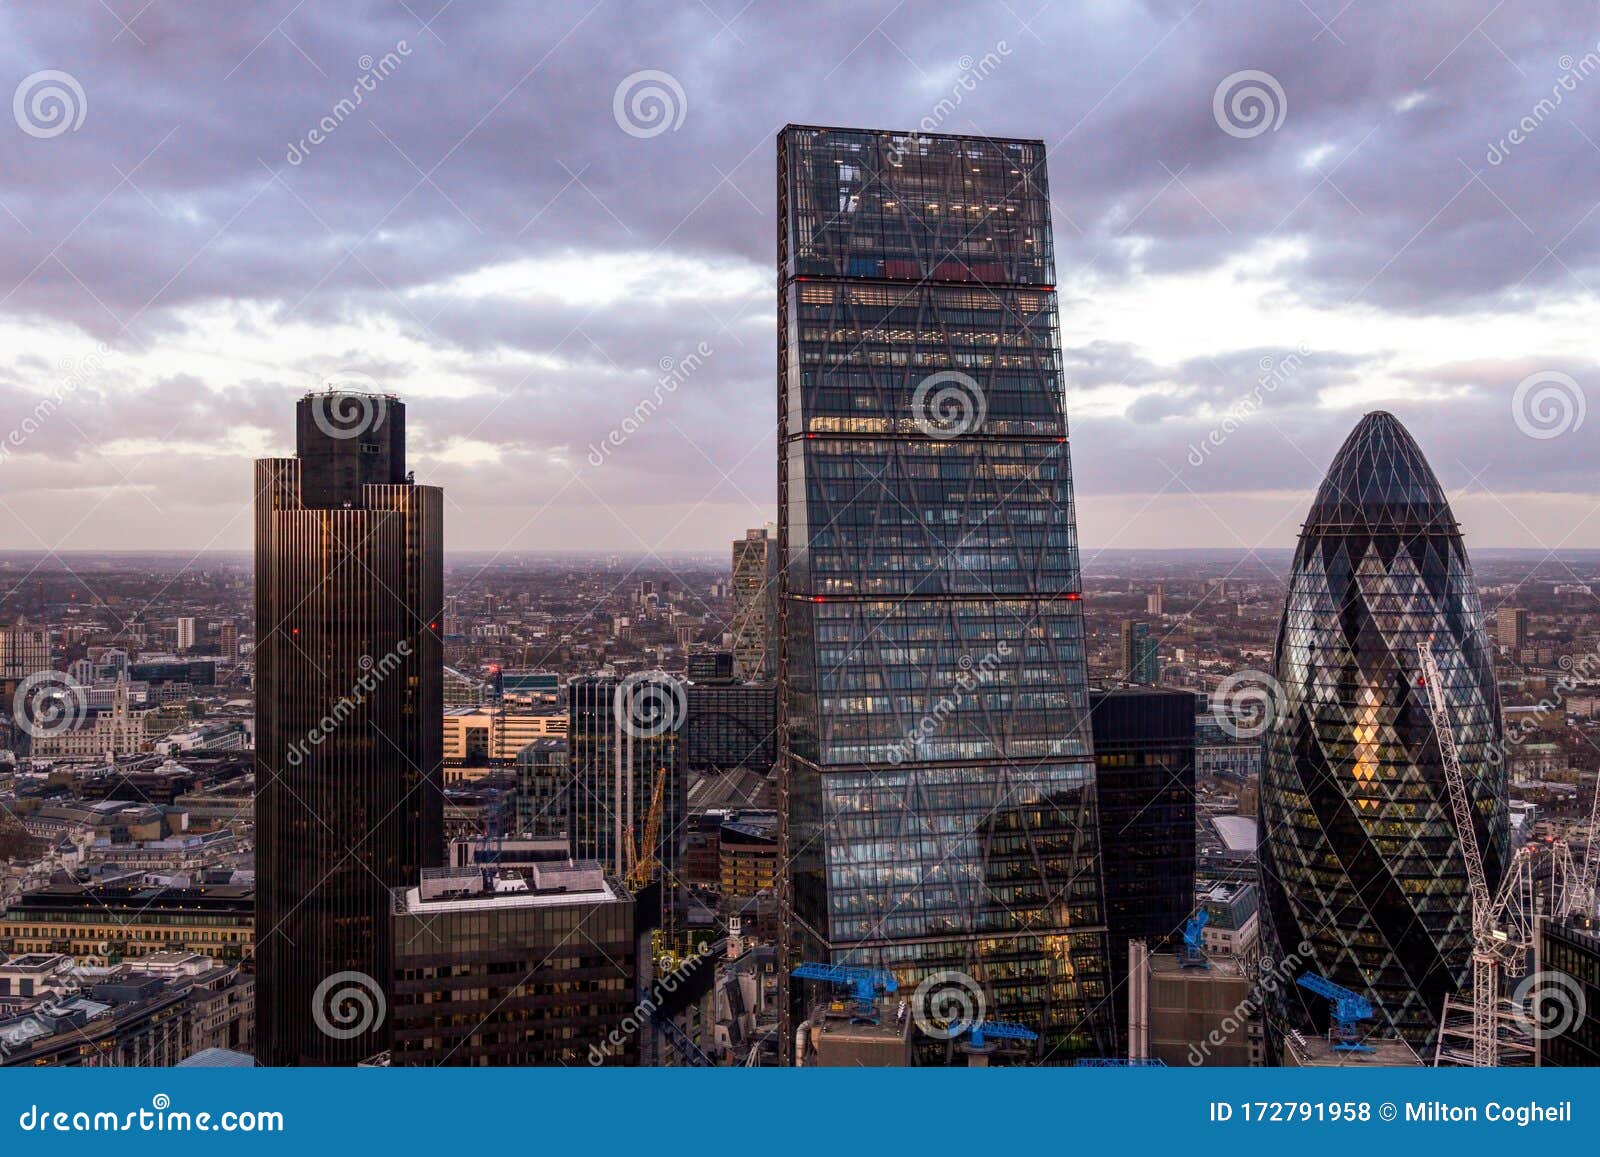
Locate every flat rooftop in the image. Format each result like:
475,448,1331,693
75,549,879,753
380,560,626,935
1150,954,1248,979
394,863,622,915
1281,1029,1421,1067
1211,814,1257,853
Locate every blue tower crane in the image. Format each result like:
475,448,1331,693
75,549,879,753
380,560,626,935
1180,909,1210,969
1296,972,1375,1053
953,1020,1037,1050
791,962,898,1020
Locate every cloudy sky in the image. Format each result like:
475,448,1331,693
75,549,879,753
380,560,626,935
0,0,1595,555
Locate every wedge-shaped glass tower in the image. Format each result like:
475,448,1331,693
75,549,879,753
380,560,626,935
777,125,1114,1061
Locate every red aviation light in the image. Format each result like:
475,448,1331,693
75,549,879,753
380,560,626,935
1063,592,1082,601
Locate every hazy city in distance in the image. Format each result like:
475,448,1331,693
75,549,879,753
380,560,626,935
2,5,1600,1148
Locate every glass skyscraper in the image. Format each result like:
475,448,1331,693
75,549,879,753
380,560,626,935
777,125,1114,1061
1089,687,1197,1049
567,673,686,939
1258,411,1508,1051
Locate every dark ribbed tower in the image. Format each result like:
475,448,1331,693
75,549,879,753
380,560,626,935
1259,411,1507,1052
255,392,443,1065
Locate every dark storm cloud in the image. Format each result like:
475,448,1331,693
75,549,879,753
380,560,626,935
0,0,1595,548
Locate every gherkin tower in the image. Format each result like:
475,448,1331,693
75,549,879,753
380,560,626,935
1258,411,1508,1051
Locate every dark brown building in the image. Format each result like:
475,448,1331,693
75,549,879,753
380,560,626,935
389,863,637,1065
254,391,443,1066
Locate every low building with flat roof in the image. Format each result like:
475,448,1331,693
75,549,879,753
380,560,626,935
389,862,636,1066
0,880,253,963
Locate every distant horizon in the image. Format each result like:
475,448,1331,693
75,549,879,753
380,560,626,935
3,545,1599,561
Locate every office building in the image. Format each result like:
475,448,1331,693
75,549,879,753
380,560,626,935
0,880,254,963
685,681,777,774
499,669,560,705
686,651,734,682
1128,944,1261,1066
513,736,570,838
1538,916,1600,1066
1089,687,1197,1047
388,863,636,1066
730,528,776,681
1258,411,1508,1052
253,391,444,1066
1119,620,1159,684
777,125,1114,1060
0,954,253,1068
567,673,685,937
1146,584,1165,617
1199,881,1260,961
0,620,50,679
1497,607,1528,650
442,706,568,776
719,814,778,900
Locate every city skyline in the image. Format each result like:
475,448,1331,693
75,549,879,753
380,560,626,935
1,3,1597,556
1,0,1598,1092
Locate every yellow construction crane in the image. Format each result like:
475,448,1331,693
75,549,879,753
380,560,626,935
625,766,667,891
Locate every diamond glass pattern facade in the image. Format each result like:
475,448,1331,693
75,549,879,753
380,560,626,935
777,125,1113,1061
1259,411,1508,1051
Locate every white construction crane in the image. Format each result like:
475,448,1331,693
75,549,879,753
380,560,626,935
1416,639,1528,1067
1555,759,1600,921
